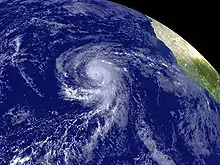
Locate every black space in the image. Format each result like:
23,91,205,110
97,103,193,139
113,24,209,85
110,0,220,74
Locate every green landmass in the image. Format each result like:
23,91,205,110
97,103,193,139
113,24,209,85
150,17,220,103
177,57,220,102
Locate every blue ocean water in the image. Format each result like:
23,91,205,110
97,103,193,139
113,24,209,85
0,0,219,165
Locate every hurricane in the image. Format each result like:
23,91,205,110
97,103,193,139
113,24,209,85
56,44,130,135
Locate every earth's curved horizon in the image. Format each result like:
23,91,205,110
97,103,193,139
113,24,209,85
149,16,220,103
0,0,219,165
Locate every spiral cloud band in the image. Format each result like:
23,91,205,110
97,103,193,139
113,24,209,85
56,43,130,138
